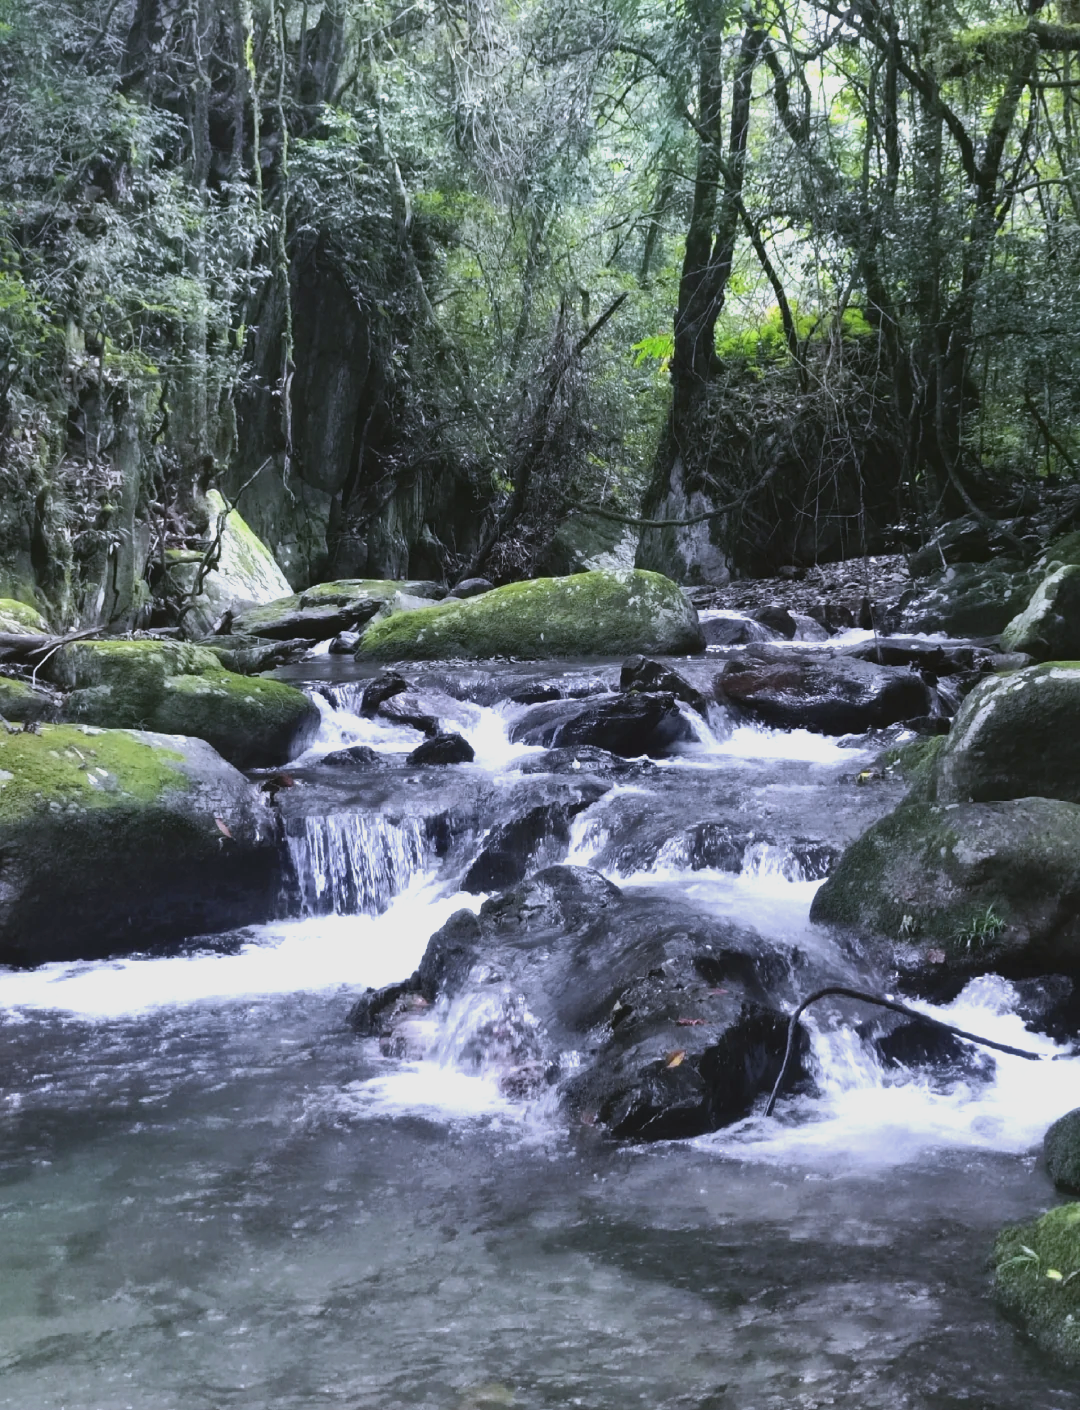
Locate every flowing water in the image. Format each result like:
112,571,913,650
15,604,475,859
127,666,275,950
2,639,1079,1408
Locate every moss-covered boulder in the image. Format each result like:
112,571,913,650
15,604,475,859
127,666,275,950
356,571,705,660
166,490,293,636
0,598,50,635
0,675,56,724
890,561,1036,637
43,639,319,769
935,663,1080,805
1000,564,1080,660
1046,1111,1080,1195
0,724,280,965
993,1203,1080,1368
231,578,444,640
809,796,1080,976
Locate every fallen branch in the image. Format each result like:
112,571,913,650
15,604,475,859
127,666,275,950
764,983,1065,1118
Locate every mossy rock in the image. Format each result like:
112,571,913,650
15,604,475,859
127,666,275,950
879,735,947,797
1000,564,1080,659
356,570,705,661
166,490,292,635
993,1203,1080,1368
0,725,279,965
0,676,56,724
891,561,1036,637
231,579,442,640
935,662,1080,805
809,796,1080,976
1039,531,1080,571
1046,1111,1080,1195
0,598,49,635
43,639,319,769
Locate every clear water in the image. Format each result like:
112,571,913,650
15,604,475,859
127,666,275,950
2,651,1078,1408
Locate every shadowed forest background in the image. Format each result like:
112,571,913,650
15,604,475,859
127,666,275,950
4,0,1080,625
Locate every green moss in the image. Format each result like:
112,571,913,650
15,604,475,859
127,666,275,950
993,1203,1080,1367
1046,1111,1080,1195
357,570,704,660
880,735,946,797
1040,531,1080,570
0,598,49,635
0,724,188,826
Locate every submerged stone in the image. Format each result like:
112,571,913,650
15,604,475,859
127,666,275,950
406,733,475,765
356,570,706,660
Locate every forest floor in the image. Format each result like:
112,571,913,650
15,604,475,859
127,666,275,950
686,553,913,620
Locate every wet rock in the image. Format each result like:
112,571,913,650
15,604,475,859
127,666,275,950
752,605,798,638
935,663,1080,805
887,561,1036,638
329,631,361,654
407,733,475,765
233,579,442,641
0,725,280,966
462,795,603,893
790,613,830,642
377,692,442,737
1001,564,1080,660
201,634,313,674
449,578,494,599
321,745,383,768
43,639,320,770
357,570,705,660
843,636,987,675
517,746,650,777
509,692,694,756
993,1203,1080,1367
805,602,856,633
619,655,710,716
347,975,422,1035
714,648,932,735
701,615,778,646
811,796,1080,978
409,866,814,1139
0,675,58,724
1046,1109,1080,1194
360,671,410,715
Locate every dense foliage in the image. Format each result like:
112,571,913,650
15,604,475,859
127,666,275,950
2,0,1080,618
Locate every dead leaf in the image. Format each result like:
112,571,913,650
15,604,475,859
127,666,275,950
214,817,233,839
665,1049,686,1068
677,1018,705,1026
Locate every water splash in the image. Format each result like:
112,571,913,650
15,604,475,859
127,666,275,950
284,812,427,915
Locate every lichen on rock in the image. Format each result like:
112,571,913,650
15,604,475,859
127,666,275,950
356,570,705,660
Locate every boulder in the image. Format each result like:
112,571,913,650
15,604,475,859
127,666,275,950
165,491,292,636
321,744,384,768
356,570,706,660
1001,564,1080,659
517,746,651,777
360,672,410,715
1046,1109,1080,1194
619,655,710,716
843,637,988,675
0,676,57,724
810,796,1080,978
43,639,319,770
0,599,50,635
233,579,443,640
935,663,1080,805
993,1203,1080,1368
462,796,603,892
752,605,798,638
201,635,312,674
449,578,494,599
0,724,279,966
399,866,807,1138
701,615,778,646
406,733,475,765
888,561,1035,638
714,648,932,734
509,692,693,756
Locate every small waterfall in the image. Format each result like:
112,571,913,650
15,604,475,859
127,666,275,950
284,813,427,915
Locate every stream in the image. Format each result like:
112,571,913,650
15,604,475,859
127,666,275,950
2,632,1079,1408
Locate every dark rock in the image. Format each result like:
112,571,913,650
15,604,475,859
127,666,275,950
449,577,494,599
887,561,1036,638
408,865,813,1139
906,715,952,736
620,655,710,716
361,671,410,715
377,692,442,737
908,515,1034,578
233,599,381,640
347,974,422,1035
714,649,932,734
701,615,778,646
752,604,798,638
843,636,986,675
805,602,856,633
462,795,603,893
406,733,475,765
517,746,650,776
321,744,383,768
790,613,830,642
509,692,694,756
329,631,361,654
1046,1109,1080,1194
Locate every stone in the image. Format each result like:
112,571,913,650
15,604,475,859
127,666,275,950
714,648,932,734
233,579,442,640
360,672,410,715
165,490,292,636
888,561,1036,638
356,570,706,660
843,637,986,675
509,692,694,756
320,744,383,768
42,639,319,770
517,746,650,777
201,635,312,674
0,724,279,966
752,604,798,638
406,733,475,765
0,676,57,724
0,599,50,635
328,631,361,654
810,796,1080,978
619,655,710,716
700,615,778,647
448,578,494,599
462,797,603,893
993,1203,1080,1368
1001,564,1080,659
1046,1109,1080,1194
935,663,1080,805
